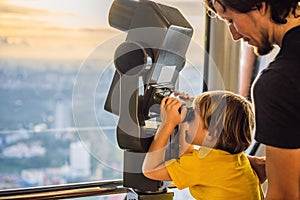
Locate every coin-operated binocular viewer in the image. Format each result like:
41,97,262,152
104,0,193,197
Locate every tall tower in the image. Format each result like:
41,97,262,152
53,93,71,137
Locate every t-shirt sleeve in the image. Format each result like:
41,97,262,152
165,153,197,190
253,70,300,148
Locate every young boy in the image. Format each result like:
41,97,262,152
143,90,264,199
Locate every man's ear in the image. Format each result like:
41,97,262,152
257,2,268,16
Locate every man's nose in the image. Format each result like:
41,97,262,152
229,24,242,40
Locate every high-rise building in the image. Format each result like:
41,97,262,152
70,141,91,178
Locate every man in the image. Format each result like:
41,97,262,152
203,0,300,199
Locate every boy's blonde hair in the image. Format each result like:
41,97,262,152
194,90,255,154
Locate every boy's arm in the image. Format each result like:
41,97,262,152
143,123,174,181
143,97,182,181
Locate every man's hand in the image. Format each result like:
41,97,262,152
247,155,267,183
173,90,195,102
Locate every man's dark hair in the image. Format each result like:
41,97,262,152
204,0,300,24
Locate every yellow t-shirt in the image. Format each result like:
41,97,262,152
166,147,264,200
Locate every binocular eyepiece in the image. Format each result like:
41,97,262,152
182,106,195,123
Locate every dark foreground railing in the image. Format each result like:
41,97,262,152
0,179,127,200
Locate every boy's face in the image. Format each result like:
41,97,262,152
186,112,208,145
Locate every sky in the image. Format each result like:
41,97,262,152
0,0,119,61
0,0,205,62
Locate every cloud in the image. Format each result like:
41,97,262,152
0,2,62,16
0,36,9,45
0,27,120,61
0,36,29,47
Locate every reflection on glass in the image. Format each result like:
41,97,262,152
0,1,205,200
0,62,122,189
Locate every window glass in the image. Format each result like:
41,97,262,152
0,0,206,197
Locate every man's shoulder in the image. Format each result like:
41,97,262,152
254,68,284,93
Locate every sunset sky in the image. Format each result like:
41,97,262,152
0,0,205,61
0,0,119,60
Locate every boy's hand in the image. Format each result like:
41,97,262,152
160,97,185,128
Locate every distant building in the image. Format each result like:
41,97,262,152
3,142,45,158
53,93,71,138
21,169,44,186
70,141,91,178
1,131,30,146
